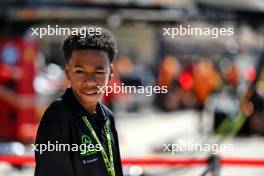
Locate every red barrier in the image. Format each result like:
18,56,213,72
0,156,34,165
122,158,207,167
1,156,264,167
122,158,264,167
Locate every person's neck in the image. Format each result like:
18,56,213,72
71,90,97,114
84,104,97,114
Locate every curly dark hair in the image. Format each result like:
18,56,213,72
62,26,117,63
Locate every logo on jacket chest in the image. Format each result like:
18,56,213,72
80,134,101,157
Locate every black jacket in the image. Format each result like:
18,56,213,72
34,88,123,176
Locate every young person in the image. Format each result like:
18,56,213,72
34,26,123,176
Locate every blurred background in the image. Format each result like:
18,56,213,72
0,0,264,175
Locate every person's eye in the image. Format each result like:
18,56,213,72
75,70,85,74
95,71,105,74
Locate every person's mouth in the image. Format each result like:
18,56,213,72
82,89,98,96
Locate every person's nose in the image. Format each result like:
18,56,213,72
82,73,97,87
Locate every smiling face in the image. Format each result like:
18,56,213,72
65,49,113,113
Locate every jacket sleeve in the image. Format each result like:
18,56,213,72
102,105,124,176
34,102,74,176
111,121,124,176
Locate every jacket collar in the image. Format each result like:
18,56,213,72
62,88,108,122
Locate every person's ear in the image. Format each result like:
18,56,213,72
108,64,114,81
65,64,70,81
65,64,72,88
